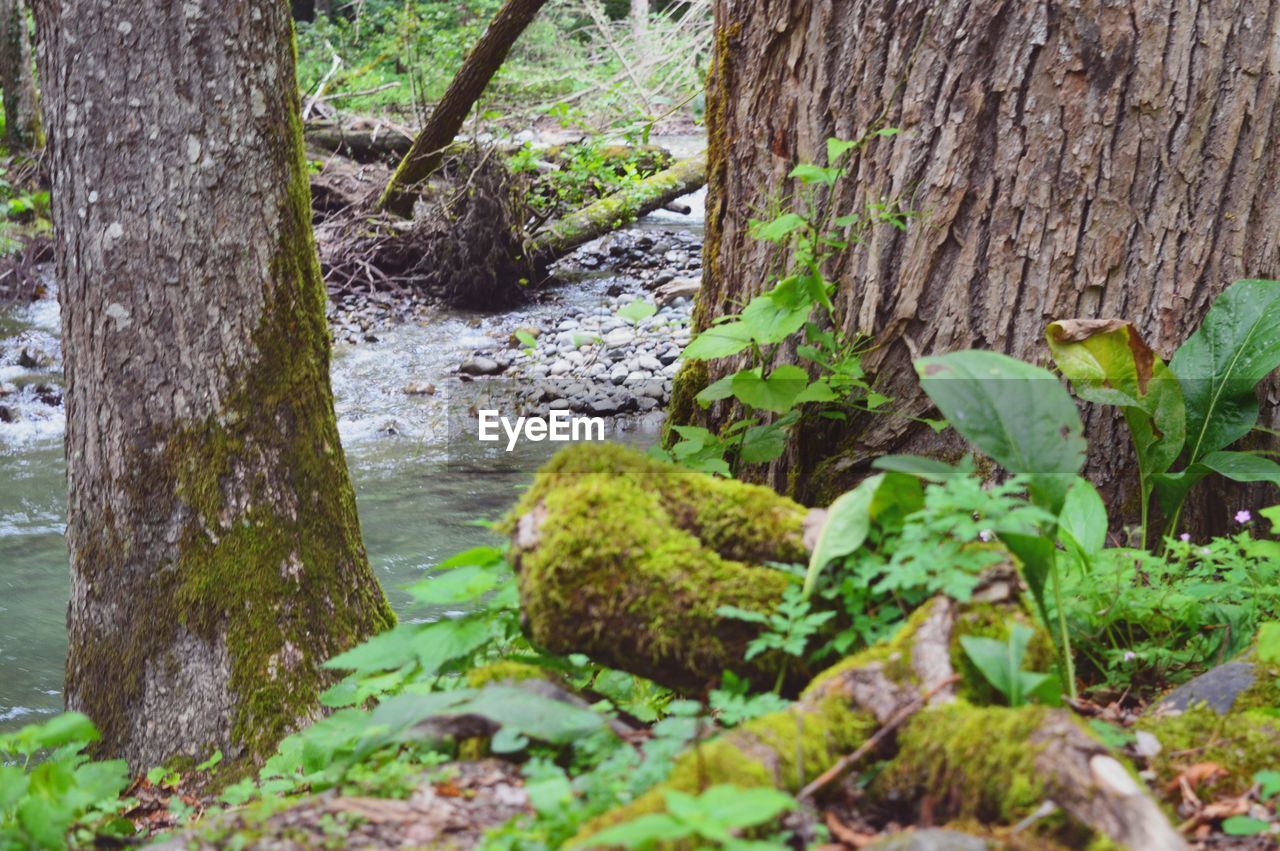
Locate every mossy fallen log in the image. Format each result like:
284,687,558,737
507,443,820,695
527,153,706,267
575,572,1186,850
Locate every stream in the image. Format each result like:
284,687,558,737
0,168,705,726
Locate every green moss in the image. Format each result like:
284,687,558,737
65,33,394,771
466,661,553,688
1137,702,1280,803
508,443,807,564
512,453,798,692
663,360,711,443
874,702,1050,824
575,687,875,842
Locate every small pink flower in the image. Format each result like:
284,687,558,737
1236,510,1252,524
978,529,993,542
1179,533,1191,542
1123,651,1137,663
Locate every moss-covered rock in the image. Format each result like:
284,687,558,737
509,444,811,694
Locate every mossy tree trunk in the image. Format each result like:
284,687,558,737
0,0,39,151
34,0,395,770
378,0,549,216
682,0,1280,531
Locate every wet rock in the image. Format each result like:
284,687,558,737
865,830,989,851
548,359,573,377
0,405,15,423
34,384,61,406
459,357,504,377
635,354,663,372
1151,661,1256,715
404,382,436,396
17,345,54,369
0,382,16,397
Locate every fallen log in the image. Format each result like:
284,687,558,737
574,571,1187,850
507,442,821,695
305,120,415,163
527,151,706,266
380,0,551,215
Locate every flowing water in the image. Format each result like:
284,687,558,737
0,171,705,725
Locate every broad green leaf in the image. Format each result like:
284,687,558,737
1261,504,1280,534
738,292,811,344
750,213,806,243
20,712,100,754
1046,319,1185,477
804,474,885,595
682,321,753,360
695,784,797,828
1058,477,1107,557
827,137,858,163
959,623,1047,707
789,163,842,186
435,545,504,571
1154,450,1280,514
577,813,689,848
793,380,837,404
998,531,1057,625
0,764,28,810
617,299,657,323
1255,769,1280,799
323,623,418,674
1221,815,1270,836
737,419,789,464
730,365,809,413
411,617,496,675
695,375,734,406
871,454,974,481
1257,622,1280,664
916,350,1086,511
408,564,500,606
1170,279,1280,462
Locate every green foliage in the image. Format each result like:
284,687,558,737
0,714,131,851
915,349,1086,513
959,623,1061,708
575,784,796,850
1061,532,1280,693
661,134,906,475
803,471,1057,662
718,585,835,664
1047,279,1280,542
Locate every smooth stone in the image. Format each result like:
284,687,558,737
865,830,989,851
548,359,573,376
459,357,503,377
626,371,650,382
636,355,663,372
403,382,436,396
1151,661,1256,715
609,366,628,385
603,328,635,348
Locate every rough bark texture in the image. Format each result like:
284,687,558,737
685,0,1280,529
378,0,549,216
34,0,395,769
0,0,40,150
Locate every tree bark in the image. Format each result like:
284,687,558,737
682,0,1280,531
378,0,549,217
34,0,395,770
0,0,40,151
629,0,647,43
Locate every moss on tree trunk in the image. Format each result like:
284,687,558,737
36,2,394,770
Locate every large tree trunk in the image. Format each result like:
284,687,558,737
680,0,1280,531
34,0,395,770
378,0,549,216
0,0,40,151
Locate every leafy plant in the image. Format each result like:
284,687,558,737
959,622,1061,708
575,784,796,850
1047,280,1280,543
0,713,132,851
661,133,906,475
718,585,835,690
